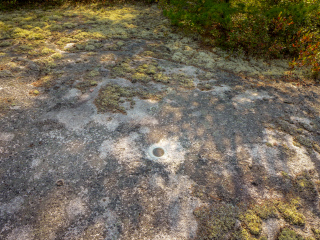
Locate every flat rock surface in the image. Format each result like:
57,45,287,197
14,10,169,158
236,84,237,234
0,3,320,240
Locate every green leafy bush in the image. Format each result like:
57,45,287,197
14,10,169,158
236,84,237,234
160,0,320,78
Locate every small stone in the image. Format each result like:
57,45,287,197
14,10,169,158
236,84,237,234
56,179,64,187
234,220,241,230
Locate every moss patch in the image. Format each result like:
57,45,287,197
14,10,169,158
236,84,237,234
239,210,262,236
293,172,319,203
171,73,195,89
109,59,167,84
194,203,239,239
312,228,320,240
32,75,56,89
197,82,214,91
94,84,134,114
276,199,305,226
94,83,163,114
253,201,279,220
76,80,98,93
278,228,304,240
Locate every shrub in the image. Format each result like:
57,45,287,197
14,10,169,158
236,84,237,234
160,0,320,78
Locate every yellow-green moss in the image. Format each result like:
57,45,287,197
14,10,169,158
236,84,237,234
94,84,135,114
278,228,304,240
172,73,195,89
131,72,151,83
51,53,62,59
0,41,12,47
197,71,215,81
295,172,317,195
29,89,40,95
276,199,305,226
32,75,56,89
154,73,170,83
312,228,320,240
76,80,98,93
239,210,262,236
111,61,134,78
63,22,77,29
197,82,214,91
41,47,55,55
232,228,255,240
86,69,100,78
253,201,278,220
94,83,163,114
19,44,33,52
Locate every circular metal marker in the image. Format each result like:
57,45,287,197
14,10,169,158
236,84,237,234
152,147,165,157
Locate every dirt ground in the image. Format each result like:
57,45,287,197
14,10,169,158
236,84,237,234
0,3,320,240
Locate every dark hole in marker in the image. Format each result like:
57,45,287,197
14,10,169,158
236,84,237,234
153,147,165,157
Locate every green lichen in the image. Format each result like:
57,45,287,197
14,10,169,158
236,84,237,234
239,210,262,236
276,199,305,226
278,228,304,240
